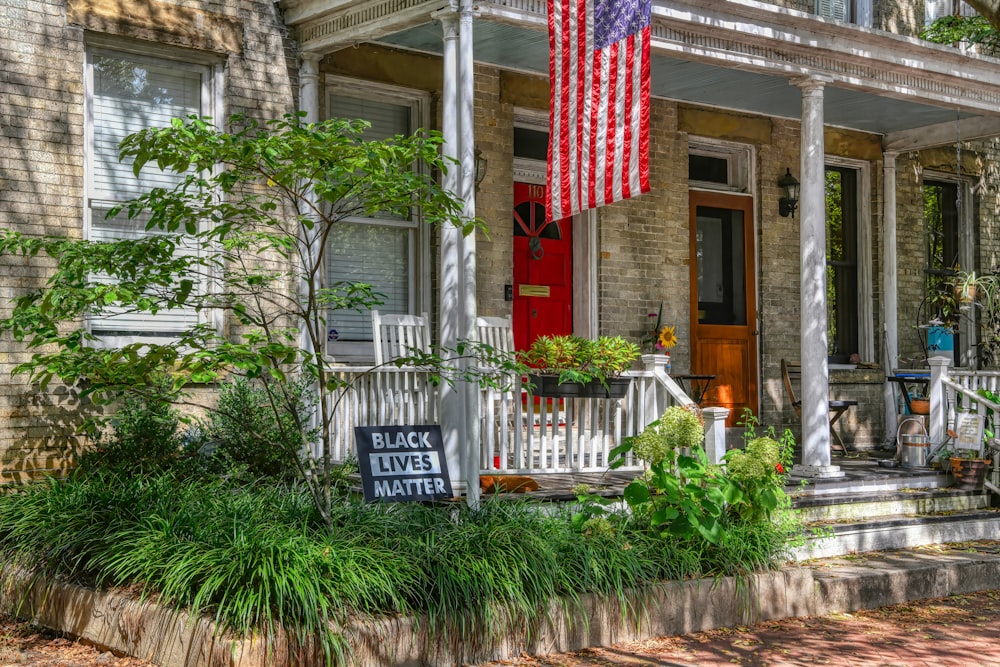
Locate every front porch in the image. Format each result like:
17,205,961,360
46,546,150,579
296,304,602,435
324,356,1000,504
322,356,730,480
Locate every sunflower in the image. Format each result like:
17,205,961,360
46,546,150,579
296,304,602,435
656,325,678,351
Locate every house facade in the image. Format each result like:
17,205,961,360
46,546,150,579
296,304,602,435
3,0,1000,483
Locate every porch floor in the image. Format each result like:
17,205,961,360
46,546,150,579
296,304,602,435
491,451,951,502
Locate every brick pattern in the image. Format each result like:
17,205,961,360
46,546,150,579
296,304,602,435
0,0,295,483
4,0,1000,478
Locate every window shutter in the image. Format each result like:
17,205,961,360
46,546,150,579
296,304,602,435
854,0,873,26
326,224,411,342
959,1,977,17
816,0,847,21
91,57,202,200
88,53,205,338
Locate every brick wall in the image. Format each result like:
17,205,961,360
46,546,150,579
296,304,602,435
0,0,295,483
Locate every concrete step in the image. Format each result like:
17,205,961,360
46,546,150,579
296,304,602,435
787,462,953,497
792,507,1000,560
793,487,990,524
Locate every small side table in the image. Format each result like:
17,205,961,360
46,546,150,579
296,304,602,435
676,374,716,406
887,372,930,414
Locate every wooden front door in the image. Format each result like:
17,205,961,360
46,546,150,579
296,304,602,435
512,182,573,351
689,191,758,426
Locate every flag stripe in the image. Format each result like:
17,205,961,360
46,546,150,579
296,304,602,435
547,0,650,221
622,34,634,201
638,27,650,193
605,41,617,205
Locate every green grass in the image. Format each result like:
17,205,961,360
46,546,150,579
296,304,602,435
0,471,796,665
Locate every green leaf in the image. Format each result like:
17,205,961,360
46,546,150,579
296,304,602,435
623,481,650,506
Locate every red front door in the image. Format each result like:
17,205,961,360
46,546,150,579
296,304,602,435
512,182,573,351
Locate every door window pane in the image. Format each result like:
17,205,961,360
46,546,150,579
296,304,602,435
696,207,746,325
924,180,960,319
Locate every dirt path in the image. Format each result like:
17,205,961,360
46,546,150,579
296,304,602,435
482,588,1000,666
0,617,155,667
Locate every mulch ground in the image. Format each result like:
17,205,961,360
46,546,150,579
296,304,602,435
0,617,155,667
482,588,1000,666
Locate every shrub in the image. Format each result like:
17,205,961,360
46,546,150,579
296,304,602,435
629,405,704,466
77,385,183,475
207,376,318,481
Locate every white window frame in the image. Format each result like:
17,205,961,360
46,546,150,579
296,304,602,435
83,37,224,348
825,156,873,368
688,138,752,193
922,169,974,365
323,76,431,362
926,0,978,25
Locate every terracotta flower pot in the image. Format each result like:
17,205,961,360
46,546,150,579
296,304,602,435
950,457,992,491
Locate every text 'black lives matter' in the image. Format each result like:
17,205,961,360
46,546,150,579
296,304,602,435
354,425,453,502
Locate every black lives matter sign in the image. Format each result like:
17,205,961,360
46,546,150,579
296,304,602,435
354,425,453,502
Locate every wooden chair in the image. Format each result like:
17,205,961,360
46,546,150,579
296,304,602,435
475,316,523,469
371,310,431,365
780,359,858,454
475,315,515,356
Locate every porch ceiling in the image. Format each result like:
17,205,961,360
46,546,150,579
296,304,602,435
378,20,976,137
283,0,1000,150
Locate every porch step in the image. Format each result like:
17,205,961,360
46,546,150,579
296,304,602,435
791,487,1000,560
793,487,990,523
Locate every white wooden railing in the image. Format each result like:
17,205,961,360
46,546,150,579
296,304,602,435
321,356,714,475
934,360,1000,496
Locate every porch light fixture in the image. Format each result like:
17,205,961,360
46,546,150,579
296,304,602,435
778,168,800,218
474,147,488,190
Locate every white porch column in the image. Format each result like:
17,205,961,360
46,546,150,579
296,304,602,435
793,76,844,479
928,356,949,445
299,54,320,123
459,0,481,508
702,407,730,465
297,54,323,445
436,8,467,496
882,151,899,443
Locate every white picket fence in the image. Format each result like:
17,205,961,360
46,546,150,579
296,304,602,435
322,362,698,474
935,363,1000,495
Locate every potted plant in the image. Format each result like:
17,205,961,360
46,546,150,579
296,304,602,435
521,334,640,398
951,270,999,306
949,448,992,490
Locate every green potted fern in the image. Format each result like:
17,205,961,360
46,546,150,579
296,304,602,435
521,335,640,398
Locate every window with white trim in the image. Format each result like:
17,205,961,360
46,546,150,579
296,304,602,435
324,79,427,360
824,158,874,366
816,0,873,26
85,45,219,344
826,166,859,364
925,0,978,25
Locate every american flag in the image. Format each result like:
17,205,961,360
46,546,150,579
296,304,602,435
546,0,651,222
